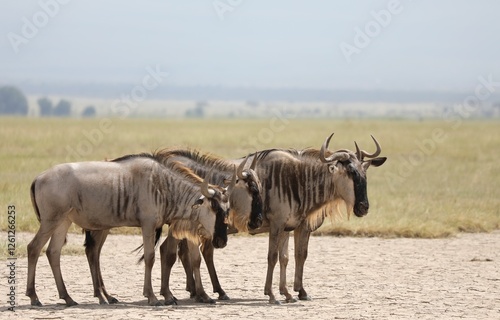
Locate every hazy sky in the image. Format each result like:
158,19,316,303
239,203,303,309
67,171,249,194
1,0,499,91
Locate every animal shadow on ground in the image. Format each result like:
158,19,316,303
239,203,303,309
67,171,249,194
9,296,304,312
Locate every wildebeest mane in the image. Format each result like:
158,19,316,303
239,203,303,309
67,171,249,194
110,152,156,163
155,148,235,185
156,148,232,170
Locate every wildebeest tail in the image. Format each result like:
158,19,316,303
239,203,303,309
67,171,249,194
30,179,42,223
84,230,96,249
134,227,162,264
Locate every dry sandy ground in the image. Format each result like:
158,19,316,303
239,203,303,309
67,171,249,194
3,231,499,320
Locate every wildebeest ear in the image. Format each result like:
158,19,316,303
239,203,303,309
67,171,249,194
328,163,338,173
192,197,204,209
363,157,387,170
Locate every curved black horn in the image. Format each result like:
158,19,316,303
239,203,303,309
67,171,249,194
358,135,382,159
354,141,361,160
249,153,258,171
237,155,249,180
319,133,335,163
227,165,237,193
320,133,350,163
201,169,216,198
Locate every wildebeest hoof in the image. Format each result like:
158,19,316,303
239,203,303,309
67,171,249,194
195,295,216,304
218,293,230,300
108,297,119,304
285,297,298,303
99,300,109,305
299,295,311,301
272,300,282,305
151,300,164,307
31,300,43,307
164,298,178,305
66,300,78,307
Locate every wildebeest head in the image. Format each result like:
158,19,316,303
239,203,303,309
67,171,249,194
226,155,264,231
320,133,386,217
191,175,231,249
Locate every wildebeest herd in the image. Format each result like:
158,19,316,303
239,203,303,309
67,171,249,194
26,133,386,306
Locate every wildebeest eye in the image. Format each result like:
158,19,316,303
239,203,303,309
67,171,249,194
248,182,259,193
344,163,359,177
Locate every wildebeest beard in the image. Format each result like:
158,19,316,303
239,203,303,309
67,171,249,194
248,186,264,229
211,199,228,249
344,162,369,217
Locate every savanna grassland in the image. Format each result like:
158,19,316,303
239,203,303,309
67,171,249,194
1,117,499,245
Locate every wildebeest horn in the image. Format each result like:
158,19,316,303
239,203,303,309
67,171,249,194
355,135,381,160
250,153,258,170
355,141,362,160
320,133,350,163
237,155,249,179
201,170,216,198
227,165,237,193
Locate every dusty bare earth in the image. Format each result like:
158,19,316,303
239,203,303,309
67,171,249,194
3,231,499,320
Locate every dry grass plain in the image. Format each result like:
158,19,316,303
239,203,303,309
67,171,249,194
0,117,499,247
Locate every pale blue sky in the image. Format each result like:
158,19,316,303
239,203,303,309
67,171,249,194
1,0,499,91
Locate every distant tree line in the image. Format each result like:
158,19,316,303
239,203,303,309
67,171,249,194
37,96,96,117
0,85,95,117
0,86,28,115
37,97,72,117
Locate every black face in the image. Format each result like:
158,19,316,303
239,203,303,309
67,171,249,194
343,160,369,217
245,177,264,230
211,198,229,249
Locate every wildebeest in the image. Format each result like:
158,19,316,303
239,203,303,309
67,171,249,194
84,151,263,304
156,150,263,304
177,133,386,304
26,152,232,307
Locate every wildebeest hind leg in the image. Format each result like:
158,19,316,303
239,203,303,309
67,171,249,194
46,219,78,306
86,229,118,304
26,222,60,306
141,227,162,306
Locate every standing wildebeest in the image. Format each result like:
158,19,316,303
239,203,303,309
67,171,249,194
84,151,263,304
26,152,232,307
156,150,263,304
178,133,386,304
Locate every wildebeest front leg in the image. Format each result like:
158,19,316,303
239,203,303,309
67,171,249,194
46,219,78,306
188,240,215,304
86,230,118,304
159,232,179,305
278,234,296,303
201,239,229,300
178,239,196,298
142,227,161,306
264,228,289,304
293,223,312,301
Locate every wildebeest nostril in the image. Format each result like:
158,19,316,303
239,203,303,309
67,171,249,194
248,213,263,230
213,237,227,249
